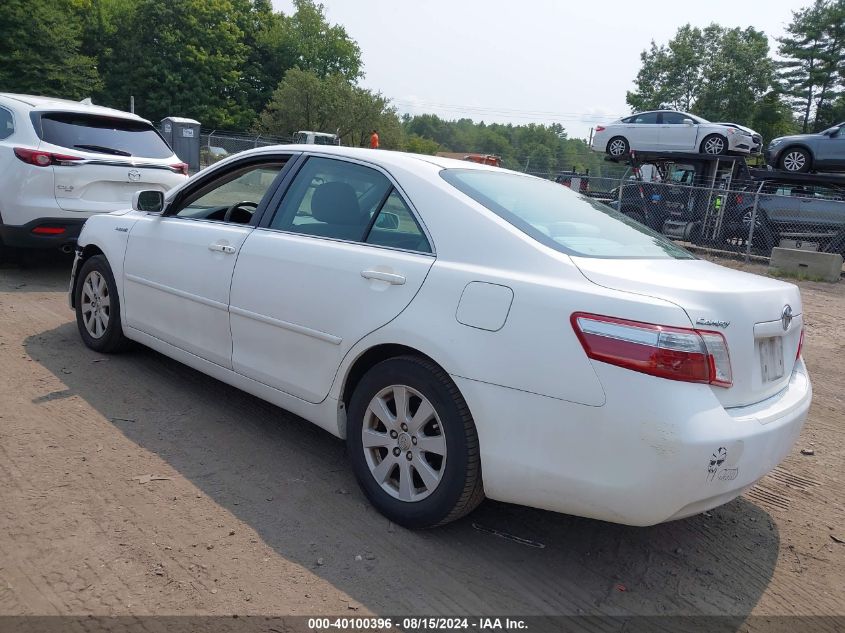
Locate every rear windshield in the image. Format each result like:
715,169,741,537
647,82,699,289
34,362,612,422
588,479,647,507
34,112,173,159
441,169,695,259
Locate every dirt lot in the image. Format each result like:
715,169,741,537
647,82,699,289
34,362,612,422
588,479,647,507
0,252,843,628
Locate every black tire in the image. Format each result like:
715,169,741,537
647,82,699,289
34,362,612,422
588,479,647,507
700,134,728,155
346,355,484,528
623,210,646,225
606,136,629,158
74,254,131,353
779,147,811,173
741,209,776,252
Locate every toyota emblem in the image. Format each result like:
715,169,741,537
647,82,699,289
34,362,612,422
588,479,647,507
781,305,793,331
128,169,141,182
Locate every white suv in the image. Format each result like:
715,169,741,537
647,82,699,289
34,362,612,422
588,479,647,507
0,93,188,251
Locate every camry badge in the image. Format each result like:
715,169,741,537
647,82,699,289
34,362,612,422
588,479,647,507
781,305,793,331
696,318,730,328
128,169,141,182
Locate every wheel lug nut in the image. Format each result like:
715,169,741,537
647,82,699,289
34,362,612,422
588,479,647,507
393,447,401,457
406,451,412,461
390,430,398,439
411,437,417,445
401,423,408,431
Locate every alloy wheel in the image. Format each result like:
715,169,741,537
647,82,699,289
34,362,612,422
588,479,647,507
80,271,111,339
361,384,447,502
608,139,627,156
782,151,806,172
703,137,725,154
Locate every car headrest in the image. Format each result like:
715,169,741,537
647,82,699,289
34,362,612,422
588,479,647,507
311,181,362,225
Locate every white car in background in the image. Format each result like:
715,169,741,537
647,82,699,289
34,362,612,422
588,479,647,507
69,146,810,528
0,93,188,251
592,110,757,158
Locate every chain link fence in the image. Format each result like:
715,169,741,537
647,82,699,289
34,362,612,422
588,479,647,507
553,172,845,263
199,130,294,168
188,131,845,264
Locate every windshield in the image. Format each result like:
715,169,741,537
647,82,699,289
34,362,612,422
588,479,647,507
35,112,174,159
441,169,695,259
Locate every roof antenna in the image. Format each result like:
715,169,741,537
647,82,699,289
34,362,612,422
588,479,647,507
79,97,93,105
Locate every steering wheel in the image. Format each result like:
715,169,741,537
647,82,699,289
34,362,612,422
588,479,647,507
223,200,259,223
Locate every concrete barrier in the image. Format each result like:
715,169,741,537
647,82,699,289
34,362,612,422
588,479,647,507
769,247,843,282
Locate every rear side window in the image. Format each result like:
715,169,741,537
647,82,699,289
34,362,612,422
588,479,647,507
0,107,13,140
441,169,694,260
626,112,659,124
35,112,173,159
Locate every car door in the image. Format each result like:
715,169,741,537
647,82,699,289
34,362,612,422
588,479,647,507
625,112,660,149
658,112,698,150
229,155,436,404
122,156,292,368
814,125,845,168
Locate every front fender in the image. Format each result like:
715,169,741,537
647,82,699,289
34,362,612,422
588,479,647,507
71,210,142,309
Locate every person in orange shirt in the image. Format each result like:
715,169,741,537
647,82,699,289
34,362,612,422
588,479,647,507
369,130,379,149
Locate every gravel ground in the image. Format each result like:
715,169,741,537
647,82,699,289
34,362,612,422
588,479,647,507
0,252,842,629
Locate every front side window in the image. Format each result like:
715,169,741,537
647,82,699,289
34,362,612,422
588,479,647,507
441,169,694,259
36,112,173,159
661,112,688,125
174,162,285,223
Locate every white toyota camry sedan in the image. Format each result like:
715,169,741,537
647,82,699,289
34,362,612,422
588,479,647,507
69,146,811,528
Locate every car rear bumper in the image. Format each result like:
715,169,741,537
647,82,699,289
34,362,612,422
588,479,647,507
455,359,811,526
0,217,87,249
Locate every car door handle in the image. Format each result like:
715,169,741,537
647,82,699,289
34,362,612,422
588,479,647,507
209,243,236,254
361,270,406,285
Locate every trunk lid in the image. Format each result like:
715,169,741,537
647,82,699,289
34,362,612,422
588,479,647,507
571,257,803,408
49,153,184,214
33,110,187,214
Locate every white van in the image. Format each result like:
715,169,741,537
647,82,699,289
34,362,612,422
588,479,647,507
293,131,341,146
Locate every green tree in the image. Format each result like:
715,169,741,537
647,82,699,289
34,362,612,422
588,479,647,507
243,0,362,121
0,0,100,99
695,27,773,124
404,134,440,155
626,25,706,112
751,91,800,141
628,24,775,127
98,0,249,127
257,68,401,148
777,0,845,131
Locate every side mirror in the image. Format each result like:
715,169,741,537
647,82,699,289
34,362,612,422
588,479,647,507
682,118,694,126
374,211,400,230
132,190,164,213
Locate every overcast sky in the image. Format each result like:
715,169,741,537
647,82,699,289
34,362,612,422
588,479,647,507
270,0,805,140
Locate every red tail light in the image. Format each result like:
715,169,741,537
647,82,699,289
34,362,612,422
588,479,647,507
796,327,804,360
595,125,606,133
31,226,66,235
571,313,733,387
14,147,82,167
169,162,189,175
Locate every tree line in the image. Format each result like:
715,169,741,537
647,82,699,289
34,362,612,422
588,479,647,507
627,0,845,137
1,0,842,178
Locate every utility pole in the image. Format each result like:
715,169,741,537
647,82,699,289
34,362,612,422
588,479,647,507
588,127,594,146
130,95,135,114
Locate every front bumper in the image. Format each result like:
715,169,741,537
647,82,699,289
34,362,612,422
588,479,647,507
0,217,86,249
455,360,811,526
764,147,781,168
